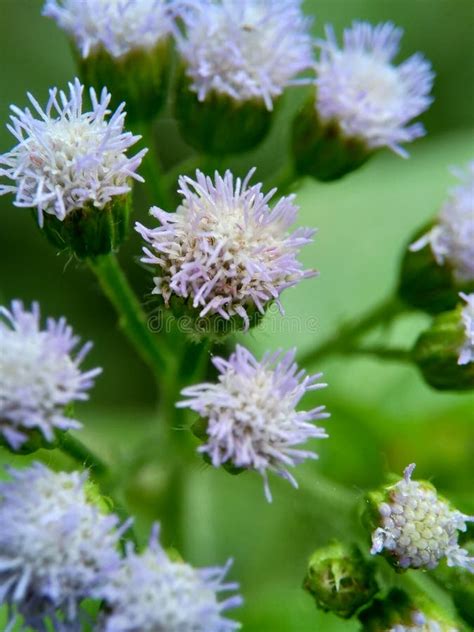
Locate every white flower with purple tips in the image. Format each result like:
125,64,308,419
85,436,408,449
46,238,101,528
458,292,474,366
178,344,329,502
95,525,242,632
177,0,314,110
0,463,126,630
43,0,174,58
0,300,101,450
371,464,474,572
0,78,146,227
410,161,474,283
136,168,316,329
315,21,434,156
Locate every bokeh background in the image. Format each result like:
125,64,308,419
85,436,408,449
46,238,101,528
1,1,473,630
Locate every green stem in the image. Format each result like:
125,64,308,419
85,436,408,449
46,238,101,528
345,345,413,363
59,432,107,475
299,295,406,368
88,253,174,383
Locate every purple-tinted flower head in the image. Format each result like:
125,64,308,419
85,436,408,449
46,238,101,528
135,169,316,330
458,292,474,366
0,300,101,450
0,463,126,630
410,161,474,283
95,525,242,632
43,0,174,59
371,464,474,572
315,21,434,156
0,78,146,227
178,344,329,502
177,0,314,110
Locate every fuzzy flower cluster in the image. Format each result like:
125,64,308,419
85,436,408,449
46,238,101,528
179,345,329,502
136,169,315,328
95,526,242,632
410,162,474,283
0,78,146,226
0,300,101,450
177,0,314,110
0,464,125,630
315,21,434,156
458,292,474,365
43,0,174,58
371,464,474,571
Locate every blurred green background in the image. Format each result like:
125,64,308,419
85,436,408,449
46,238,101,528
1,1,473,630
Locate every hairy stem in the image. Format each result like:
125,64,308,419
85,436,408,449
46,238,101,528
88,254,174,384
59,432,108,475
299,295,406,368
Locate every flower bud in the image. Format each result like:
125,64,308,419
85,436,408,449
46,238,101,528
303,541,378,618
174,71,274,155
292,96,371,181
399,223,474,314
359,588,462,631
400,162,474,313
365,464,474,572
413,294,474,391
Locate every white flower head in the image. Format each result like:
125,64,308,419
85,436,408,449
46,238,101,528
458,292,474,365
0,300,101,451
177,0,314,110
136,168,316,330
43,0,174,58
315,21,434,156
95,525,242,632
387,609,460,632
0,78,146,227
371,464,474,572
0,464,126,629
410,162,474,283
178,345,329,502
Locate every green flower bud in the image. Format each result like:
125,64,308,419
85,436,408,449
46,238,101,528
77,39,172,123
303,541,378,618
398,224,474,314
40,193,132,260
413,301,474,391
359,589,462,631
291,96,371,182
174,71,274,155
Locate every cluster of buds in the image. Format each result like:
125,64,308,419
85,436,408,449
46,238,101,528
395,161,474,392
